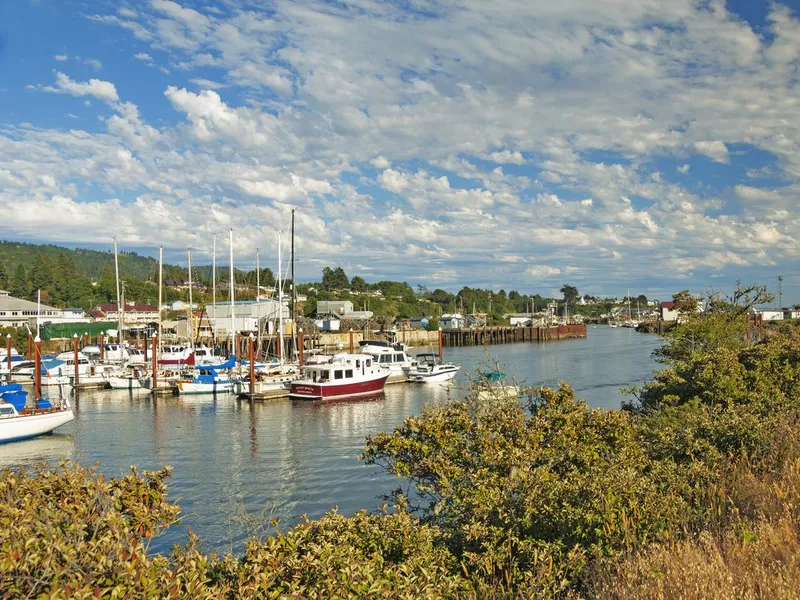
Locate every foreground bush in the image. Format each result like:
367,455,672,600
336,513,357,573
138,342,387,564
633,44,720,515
0,462,472,599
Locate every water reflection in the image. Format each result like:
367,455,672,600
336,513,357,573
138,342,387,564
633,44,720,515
20,327,660,552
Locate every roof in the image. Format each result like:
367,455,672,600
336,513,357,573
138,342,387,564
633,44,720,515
661,302,675,309
0,293,59,312
95,303,158,312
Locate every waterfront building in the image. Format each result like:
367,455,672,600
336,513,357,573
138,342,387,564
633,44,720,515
440,313,465,330
315,300,373,320
0,290,91,328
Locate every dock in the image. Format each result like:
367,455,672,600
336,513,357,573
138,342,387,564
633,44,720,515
441,324,587,346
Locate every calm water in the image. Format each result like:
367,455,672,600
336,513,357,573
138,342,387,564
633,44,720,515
4,327,662,553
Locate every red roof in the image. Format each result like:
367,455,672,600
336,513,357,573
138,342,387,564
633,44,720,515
94,303,157,312
88,309,107,319
661,301,675,309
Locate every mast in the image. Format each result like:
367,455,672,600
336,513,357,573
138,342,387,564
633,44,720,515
158,246,163,347
256,248,260,304
229,229,235,357
187,247,194,342
290,209,296,358
212,234,216,345
36,289,41,338
113,238,122,343
277,231,284,365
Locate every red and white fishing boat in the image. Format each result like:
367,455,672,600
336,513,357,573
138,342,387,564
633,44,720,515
289,353,389,401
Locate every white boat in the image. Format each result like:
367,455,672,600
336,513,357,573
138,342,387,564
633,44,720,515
175,363,235,395
126,347,146,365
192,345,226,366
289,353,389,401
232,368,300,397
67,364,124,389
81,343,130,364
107,374,145,391
358,340,416,379
159,345,195,366
0,383,74,444
407,353,460,383
474,371,519,401
0,347,25,376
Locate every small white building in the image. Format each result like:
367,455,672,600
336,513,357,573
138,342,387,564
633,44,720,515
754,308,784,321
315,300,372,320
440,313,465,330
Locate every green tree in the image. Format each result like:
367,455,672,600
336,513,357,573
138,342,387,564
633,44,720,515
9,264,30,299
350,276,367,292
560,284,579,307
0,263,7,290
29,254,53,295
322,266,349,290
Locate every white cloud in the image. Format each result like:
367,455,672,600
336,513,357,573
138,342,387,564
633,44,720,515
526,265,562,278
694,140,730,164
677,163,690,174
38,72,119,104
134,52,153,61
370,156,391,169
54,54,68,62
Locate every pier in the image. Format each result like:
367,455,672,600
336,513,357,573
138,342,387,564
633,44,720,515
441,324,587,347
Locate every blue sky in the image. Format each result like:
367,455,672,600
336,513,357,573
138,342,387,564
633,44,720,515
1,0,799,304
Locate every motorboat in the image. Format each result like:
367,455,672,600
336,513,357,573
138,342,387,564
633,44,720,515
233,366,301,397
474,371,519,401
67,363,124,389
289,353,389,401
81,343,130,364
158,345,195,366
0,383,74,444
407,353,460,383
126,347,146,365
358,340,416,381
192,345,226,366
107,372,146,391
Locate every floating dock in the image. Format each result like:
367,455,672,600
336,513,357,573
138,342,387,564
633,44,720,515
442,324,587,347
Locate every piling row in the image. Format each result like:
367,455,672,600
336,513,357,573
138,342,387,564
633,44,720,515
441,324,587,347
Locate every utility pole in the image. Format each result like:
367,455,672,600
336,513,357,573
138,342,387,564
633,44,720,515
778,275,783,309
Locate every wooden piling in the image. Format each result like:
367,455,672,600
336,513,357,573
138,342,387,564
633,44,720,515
151,334,158,391
5,334,11,373
73,334,79,387
34,335,42,406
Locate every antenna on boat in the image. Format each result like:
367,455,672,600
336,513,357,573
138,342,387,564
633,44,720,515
277,230,284,366
229,228,235,358
212,234,217,348
113,238,122,345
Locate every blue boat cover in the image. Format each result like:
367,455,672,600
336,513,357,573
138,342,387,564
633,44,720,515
40,359,67,374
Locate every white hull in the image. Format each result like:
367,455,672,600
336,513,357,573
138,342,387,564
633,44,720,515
107,376,145,391
476,386,520,401
175,380,233,395
233,376,297,396
409,368,459,383
0,409,75,444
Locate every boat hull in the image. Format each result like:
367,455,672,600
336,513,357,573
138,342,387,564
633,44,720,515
0,409,75,444
176,380,233,395
409,368,459,383
289,374,389,401
107,376,144,391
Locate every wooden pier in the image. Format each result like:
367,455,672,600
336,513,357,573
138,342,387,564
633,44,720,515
441,324,587,347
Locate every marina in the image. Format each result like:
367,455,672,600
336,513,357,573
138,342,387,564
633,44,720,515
3,327,661,554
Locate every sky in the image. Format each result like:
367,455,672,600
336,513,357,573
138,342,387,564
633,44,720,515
0,0,799,304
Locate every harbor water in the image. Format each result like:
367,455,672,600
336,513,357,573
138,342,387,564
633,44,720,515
2,327,662,554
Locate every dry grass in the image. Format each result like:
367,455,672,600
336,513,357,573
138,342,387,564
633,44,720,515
592,458,800,600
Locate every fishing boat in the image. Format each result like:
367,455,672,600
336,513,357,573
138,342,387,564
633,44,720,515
407,353,460,383
289,353,389,401
158,345,195,366
0,383,74,444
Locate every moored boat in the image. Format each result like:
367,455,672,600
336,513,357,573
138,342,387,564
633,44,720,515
289,353,389,401
0,383,74,444
358,340,416,383
407,353,460,383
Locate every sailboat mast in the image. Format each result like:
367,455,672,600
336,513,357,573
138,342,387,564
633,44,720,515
256,248,260,304
290,209,296,357
212,234,216,344
277,231,284,365
187,247,193,342
113,238,122,343
229,229,235,357
158,246,163,345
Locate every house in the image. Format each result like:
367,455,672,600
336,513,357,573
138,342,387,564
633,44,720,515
660,302,679,322
466,313,487,328
754,308,784,321
506,313,533,327
440,313,465,330
164,279,203,291
315,300,373,321
169,300,199,312
0,290,62,328
314,314,341,332
93,302,159,324
785,310,800,320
